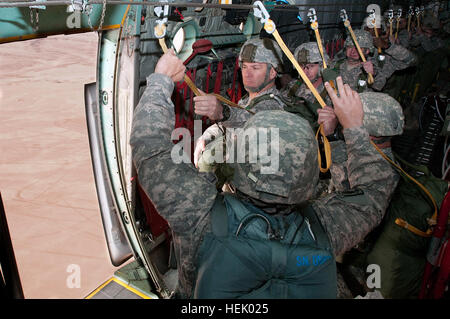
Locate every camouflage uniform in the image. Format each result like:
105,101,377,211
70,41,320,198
335,30,378,92
326,92,404,298
336,29,417,94
131,68,398,297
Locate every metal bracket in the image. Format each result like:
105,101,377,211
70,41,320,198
154,0,169,38
253,1,275,34
68,0,90,13
30,0,46,10
253,1,270,25
396,8,402,20
388,9,393,22
415,6,420,17
367,9,376,28
307,8,318,30
340,9,350,27
408,6,414,17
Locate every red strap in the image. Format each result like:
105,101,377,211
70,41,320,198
214,61,224,94
205,64,212,93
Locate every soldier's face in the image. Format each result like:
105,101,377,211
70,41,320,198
301,63,320,81
241,62,276,92
346,46,360,61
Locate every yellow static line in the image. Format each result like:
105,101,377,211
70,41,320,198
85,277,153,299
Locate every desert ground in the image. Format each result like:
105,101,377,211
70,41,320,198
0,32,121,298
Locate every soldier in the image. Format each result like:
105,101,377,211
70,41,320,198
318,92,404,298
130,49,396,298
193,37,286,168
280,42,340,128
334,29,376,93
282,42,334,104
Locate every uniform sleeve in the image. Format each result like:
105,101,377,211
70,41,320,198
372,44,417,91
328,140,351,192
312,127,396,256
130,73,218,235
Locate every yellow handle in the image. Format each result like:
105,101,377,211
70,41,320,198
407,15,411,32
395,19,400,40
313,29,328,69
373,25,382,54
269,24,331,173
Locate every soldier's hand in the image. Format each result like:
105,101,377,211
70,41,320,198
362,61,374,76
194,138,206,168
154,49,186,82
194,90,223,120
317,106,338,136
325,76,363,130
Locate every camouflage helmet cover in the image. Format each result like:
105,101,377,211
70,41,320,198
345,29,374,51
239,37,284,72
360,92,404,136
231,110,319,205
294,42,331,66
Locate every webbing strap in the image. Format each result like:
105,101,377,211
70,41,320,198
269,26,332,173
205,63,212,93
214,61,223,94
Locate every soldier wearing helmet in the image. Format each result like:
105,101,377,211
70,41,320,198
130,49,398,298
282,42,333,103
317,91,404,298
193,37,287,170
334,29,376,93
335,28,417,94
278,42,339,134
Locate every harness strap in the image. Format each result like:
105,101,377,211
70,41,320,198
214,60,224,94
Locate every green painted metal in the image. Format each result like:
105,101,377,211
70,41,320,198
0,5,129,42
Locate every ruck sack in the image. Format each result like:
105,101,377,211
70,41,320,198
366,160,448,298
193,194,336,299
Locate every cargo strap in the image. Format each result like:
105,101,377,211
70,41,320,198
370,141,437,237
254,1,331,173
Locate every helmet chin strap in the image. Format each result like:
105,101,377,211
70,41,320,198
244,64,275,93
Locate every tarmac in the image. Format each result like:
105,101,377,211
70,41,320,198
0,32,121,298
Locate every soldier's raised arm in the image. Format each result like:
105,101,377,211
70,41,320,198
312,77,395,257
130,50,218,235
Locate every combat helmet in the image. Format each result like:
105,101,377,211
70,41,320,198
360,92,404,136
230,110,319,205
344,29,374,51
239,37,284,72
294,42,330,66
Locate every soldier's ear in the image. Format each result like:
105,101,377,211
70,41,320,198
269,66,277,80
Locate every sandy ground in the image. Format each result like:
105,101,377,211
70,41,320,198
0,32,121,298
